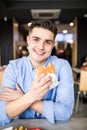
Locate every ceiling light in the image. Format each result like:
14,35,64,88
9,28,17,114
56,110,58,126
19,46,22,50
27,22,32,27
63,30,68,33
69,22,74,27
4,16,7,22
84,14,87,18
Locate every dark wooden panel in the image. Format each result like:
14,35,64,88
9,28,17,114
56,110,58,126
0,19,13,65
77,18,87,67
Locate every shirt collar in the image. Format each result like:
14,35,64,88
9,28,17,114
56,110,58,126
27,55,52,72
26,56,34,72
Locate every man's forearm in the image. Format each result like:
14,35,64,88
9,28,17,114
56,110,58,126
30,100,43,114
6,92,36,117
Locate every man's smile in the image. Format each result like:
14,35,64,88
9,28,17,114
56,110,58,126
34,49,45,55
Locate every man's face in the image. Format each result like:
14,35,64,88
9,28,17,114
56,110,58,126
27,27,55,64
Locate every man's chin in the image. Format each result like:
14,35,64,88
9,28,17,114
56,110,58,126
35,57,47,62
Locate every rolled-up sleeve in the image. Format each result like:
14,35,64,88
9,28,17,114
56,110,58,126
43,101,55,124
0,101,12,126
0,63,17,125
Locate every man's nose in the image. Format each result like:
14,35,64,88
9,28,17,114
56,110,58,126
38,41,44,49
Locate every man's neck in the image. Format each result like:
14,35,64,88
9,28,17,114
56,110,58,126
30,59,47,69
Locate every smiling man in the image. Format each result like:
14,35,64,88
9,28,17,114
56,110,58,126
0,19,74,126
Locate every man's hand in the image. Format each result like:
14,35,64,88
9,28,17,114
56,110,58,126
29,73,52,101
0,83,24,101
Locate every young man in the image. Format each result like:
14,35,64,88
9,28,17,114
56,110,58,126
0,19,74,126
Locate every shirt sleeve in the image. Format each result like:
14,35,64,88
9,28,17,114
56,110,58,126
42,60,74,124
0,101,13,126
0,63,17,126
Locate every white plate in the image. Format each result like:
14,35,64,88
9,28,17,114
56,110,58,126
1,126,13,130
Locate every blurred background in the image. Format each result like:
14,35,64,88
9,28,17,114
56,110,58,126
0,0,87,68
0,0,87,118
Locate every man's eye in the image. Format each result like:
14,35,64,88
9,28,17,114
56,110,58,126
45,41,52,45
33,38,39,42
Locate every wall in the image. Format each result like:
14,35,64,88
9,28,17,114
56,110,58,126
72,17,78,67
77,18,87,67
0,19,13,65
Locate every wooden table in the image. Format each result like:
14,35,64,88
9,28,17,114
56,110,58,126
0,118,87,130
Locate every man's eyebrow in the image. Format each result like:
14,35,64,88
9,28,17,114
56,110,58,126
45,39,54,42
31,36,54,42
32,36,40,39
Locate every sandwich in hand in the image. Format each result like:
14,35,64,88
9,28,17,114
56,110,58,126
35,63,59,90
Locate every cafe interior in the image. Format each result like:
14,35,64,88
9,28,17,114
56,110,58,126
0,0,87,129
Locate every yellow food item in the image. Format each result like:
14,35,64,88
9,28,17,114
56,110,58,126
35,63,55,76
18,126,23,130
14,126,28,130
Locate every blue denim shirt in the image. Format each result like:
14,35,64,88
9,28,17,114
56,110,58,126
0,56,74,126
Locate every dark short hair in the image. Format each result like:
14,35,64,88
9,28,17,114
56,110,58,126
28,19,57,38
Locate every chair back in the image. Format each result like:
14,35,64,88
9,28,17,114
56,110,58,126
0,71,4,86
79,70,87,91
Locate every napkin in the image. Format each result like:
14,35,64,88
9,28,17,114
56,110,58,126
42,73,59,90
